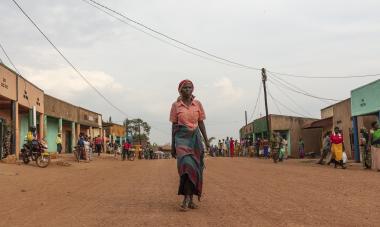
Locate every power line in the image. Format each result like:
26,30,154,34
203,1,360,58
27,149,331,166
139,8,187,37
11,0,130,117
248,83,262,122
267,91,311,118
0,41,21,74
267,85,282,114
85,0,380,79
268,76,340,102
269,72,332,105
268,79,313,117
269,70,380,79
81,0,241,69
85,0,261,71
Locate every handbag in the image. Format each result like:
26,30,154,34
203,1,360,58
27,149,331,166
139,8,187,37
342,152,348,164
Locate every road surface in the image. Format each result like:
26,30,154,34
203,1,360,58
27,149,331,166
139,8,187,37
1,156,379,227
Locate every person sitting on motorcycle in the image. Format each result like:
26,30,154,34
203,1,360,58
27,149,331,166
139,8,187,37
27,126,39,151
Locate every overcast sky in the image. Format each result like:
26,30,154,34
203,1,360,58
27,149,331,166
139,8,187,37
1,0,379,144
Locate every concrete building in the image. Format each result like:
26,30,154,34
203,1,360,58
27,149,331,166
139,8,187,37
44,94,79,153
17,75,45,159
0,63,18,159
103,122,126,145
0,62,106,159
304,98,376,159
351,79,380,162
253,114,319,158
239,122,254,145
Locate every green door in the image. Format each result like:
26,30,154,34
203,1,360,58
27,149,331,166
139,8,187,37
46,117,59,153
19,114,29,150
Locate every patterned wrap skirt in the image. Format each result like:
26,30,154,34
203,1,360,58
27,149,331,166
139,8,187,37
173,125,204,198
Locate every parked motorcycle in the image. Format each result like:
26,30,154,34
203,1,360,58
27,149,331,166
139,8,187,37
21,140,50,168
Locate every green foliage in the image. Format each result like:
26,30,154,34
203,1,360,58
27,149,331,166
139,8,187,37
123,118,151,143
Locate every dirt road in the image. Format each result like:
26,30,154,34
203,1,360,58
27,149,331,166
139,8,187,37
1,156,379,227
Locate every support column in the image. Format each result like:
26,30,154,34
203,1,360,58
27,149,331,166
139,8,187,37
76,123,81,139
43,115,48,140
89,126,93,139
39,113,44,140
352,116,360,162
28,108,33,127
58,118,63,134
102,129,106,153
12,101,19,158
71,122,76,151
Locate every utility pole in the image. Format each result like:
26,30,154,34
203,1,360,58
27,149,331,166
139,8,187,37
245,110,248,126
262,68,270,139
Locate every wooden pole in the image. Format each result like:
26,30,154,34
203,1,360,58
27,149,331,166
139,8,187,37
262,68,270,138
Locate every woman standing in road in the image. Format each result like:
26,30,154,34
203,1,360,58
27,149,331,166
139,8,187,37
230,137,235,157
330,127,346,169
170,79,209,211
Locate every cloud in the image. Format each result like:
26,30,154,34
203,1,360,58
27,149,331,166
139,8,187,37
20,67,123,100
214,77,243,101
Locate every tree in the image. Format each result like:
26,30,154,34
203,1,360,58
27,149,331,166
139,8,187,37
123,118,151,145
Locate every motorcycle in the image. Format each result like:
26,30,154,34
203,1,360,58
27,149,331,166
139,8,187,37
21,140,50,168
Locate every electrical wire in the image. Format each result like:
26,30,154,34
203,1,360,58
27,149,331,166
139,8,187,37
81,0,241,69
10,0,171,138
267,85,282,114
268,76,340,102
0,41,21,74
269,70,380,79
85,0,380,79
269,72,332,105
267,80,313,116
248,83,262,122
84,0,261,71
267,91,311,118
11,0,130,116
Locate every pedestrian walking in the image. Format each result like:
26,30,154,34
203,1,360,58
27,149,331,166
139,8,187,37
218,140,223,157
359,128,371,169
170,79,209,211
122,140,131,161
222,139,227,157
263,138,269,159
282,138,288,159
225,137,230,157
84,135,91,162
255,138,261,157
56,133,62,154
317,131,331,165
298,138,305,159
271,132,281,163
369,121,380,172
330,127,346,169
230,137,235,157
95,135,102,156
279,136,286,162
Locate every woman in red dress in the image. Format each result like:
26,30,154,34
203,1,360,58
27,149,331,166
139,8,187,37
230,137,235,157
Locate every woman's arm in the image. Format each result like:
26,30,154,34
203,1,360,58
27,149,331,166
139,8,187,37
171,123,177,158
199,120,210,150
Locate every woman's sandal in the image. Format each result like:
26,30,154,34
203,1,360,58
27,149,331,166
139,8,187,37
188,201,199,209
180,198,190,212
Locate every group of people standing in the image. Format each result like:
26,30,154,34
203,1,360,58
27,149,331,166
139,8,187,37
213,137,238,157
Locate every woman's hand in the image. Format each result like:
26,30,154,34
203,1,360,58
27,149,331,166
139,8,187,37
205,140,210,151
